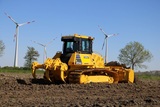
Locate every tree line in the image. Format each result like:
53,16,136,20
0,40,152,70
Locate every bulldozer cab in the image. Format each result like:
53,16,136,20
60,34,94,64
61,34,93,54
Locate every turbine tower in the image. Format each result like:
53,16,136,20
98,25,118,64
32,37,56,63
5,12,35,67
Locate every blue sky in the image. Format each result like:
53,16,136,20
0,0,160,71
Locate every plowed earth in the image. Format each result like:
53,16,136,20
0,73,160,107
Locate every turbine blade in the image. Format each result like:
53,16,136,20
4,12,17,25
13,26,18,42
108,33,119,37
19,20,35,26
31,40,44,47
46,37,57,46
98,25,108,37
102,38,106,50
13,34,16,42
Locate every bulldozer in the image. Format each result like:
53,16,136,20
31,34,134,84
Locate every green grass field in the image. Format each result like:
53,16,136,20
0,67,43,74
135,72,160,80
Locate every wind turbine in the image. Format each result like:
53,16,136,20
98,25,118,64
5,12,35,67
32,37,57,63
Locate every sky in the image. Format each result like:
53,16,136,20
0,0,160,71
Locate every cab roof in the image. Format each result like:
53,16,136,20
61,34,94,40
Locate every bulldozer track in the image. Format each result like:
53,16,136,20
68,68,119,83
68,70,82,83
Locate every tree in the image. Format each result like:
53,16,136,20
0,40,5,57
118,41,152,70
24,47,39,68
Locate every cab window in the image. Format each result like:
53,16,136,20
82,39,89,52
66,42,74,52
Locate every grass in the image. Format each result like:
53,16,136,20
135,72,160,80
0,67,44,74
137,74,160,80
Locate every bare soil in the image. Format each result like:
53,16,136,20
0,73,160,107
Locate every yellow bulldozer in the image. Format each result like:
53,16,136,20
31,34,134,84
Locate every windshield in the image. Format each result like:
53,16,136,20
62,38,92,54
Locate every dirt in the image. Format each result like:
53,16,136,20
0,73,160,107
